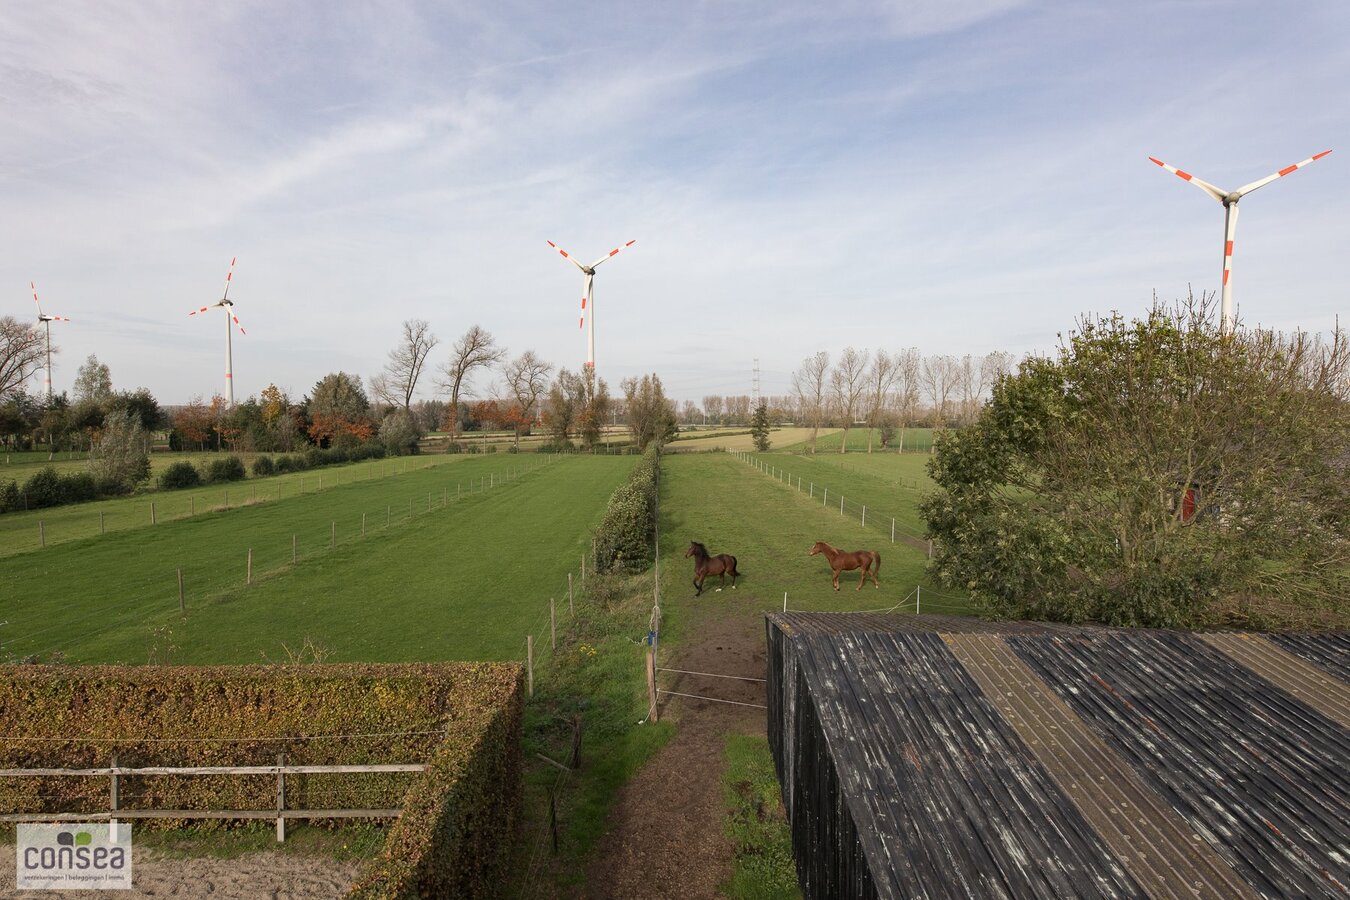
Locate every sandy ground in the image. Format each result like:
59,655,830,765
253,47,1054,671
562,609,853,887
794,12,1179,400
584,613,767,899
0,846,359,899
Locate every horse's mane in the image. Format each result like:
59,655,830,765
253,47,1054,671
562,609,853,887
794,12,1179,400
689,541,708,555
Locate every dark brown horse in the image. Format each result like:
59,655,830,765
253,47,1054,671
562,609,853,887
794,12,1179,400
686,541,741,596
809,541,881,591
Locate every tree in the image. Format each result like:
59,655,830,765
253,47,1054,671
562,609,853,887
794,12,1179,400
578,371,611,450
792,351,830,454
0,316,45,400
89,410,151,492
72,354,113,404
439,326,504,441
701,395,723,425
921,354,960,435
500,351,552,448
173,396,213,451
893,348,921,451
750,400,771,451
371,319,439,410
830,348,870,453
379,408,421,455
306,372,373,450
545,369,586,447
107,388,163,432
921,295,1350,631
864,350,900,453
622,373,678,451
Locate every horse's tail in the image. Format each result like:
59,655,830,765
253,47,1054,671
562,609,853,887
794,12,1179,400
731,555,740,575
873,551,881,573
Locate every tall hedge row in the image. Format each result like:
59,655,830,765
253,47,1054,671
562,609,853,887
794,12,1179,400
0,662,522,895
592,446,660,573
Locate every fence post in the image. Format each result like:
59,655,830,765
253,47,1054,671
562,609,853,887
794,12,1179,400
276,752,286,843
100,511,105,534
387,505,391,526
362,513,366,536
646,647,659,723
292,534,297,564
110,752,119,842
526,636,535,698
862,505,866,527
581,555,585,586
247,549,253,585
568,572,573,609
190,496,194,516
331,522,336,548
428,491,431,512
928,540,933,559
224,489,229,509
810,483,813,498
177,569,184,612
550,598,556,651
840,496,844,515
823,488,827,506
39,520,45,548
151,501,156,524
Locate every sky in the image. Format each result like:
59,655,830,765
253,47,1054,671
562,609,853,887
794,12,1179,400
2,1,1346,406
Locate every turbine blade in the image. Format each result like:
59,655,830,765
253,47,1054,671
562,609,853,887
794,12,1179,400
231,312,247,336
221,256,237,301
30,281,44,317
547,240,587,272
1222,202,1239,289
1235,150,1332,197
1148,156,1226,203
590,239,636,269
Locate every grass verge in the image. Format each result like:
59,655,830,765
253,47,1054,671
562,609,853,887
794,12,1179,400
722,734,799,900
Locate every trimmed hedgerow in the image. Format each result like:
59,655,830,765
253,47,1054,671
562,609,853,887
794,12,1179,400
592,446,659,573
250,455,275,477
203,455,247,483
160,461,202,489
0,661,522,891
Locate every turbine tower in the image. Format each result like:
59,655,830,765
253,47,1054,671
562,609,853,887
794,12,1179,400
1149,150,1331,333
546,239,636,378
189,257,247,406
30,282,70,402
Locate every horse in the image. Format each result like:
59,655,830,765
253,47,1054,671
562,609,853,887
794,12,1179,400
809,541,881,591
685,541,741,596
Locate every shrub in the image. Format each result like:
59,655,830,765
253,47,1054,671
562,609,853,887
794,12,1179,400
88,409,151,493
204,455,247,484
0,480,19,513
60,472,99,503
274,454,304,474
160,461,202,490
251,456,275,477
21,467,62,509
304,447,326,469
592,447,659,573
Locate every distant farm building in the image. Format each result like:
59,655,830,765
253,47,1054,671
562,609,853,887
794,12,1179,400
766,612,1349,899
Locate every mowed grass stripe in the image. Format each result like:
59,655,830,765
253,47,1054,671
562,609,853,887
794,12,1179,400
0,454,582,661
0,453,486,557
656,454,967,642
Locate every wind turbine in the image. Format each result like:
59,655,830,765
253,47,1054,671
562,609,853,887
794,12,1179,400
1149,150,1331,333
30,282,70,402
547,239,636,379
188,257,246,407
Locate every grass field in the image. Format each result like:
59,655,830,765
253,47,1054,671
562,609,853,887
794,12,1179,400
779,426,938,454
1,455,633,664
666,426,831,453
0,454,468,556
655,453,969,629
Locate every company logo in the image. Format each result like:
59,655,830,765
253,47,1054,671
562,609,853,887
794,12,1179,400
16,823,133,890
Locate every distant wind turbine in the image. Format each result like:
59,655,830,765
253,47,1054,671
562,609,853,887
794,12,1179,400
30,281,70,402
188,257,247,407
1149,150,1332,333
547,239,636,379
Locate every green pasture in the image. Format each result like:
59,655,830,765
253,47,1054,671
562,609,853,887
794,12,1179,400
779,426,938,454
0,455,632,664
0,449,290,483
655,453,969,635
0,454,469,557
743,450,935,545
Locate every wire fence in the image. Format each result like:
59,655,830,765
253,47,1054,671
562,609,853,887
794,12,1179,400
2,456,564,661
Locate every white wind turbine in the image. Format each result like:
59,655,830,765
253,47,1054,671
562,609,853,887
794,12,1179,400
1149,150,1331,333
30,281,70,402
188,257,247,407
547,239,636,379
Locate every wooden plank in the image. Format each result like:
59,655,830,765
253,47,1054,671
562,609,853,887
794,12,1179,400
0,764,425,777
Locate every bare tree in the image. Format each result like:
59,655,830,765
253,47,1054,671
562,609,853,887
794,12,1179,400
500,350,552,448
1,317,45,400
372,319,439,410
792,351,830,454
981,350,1017,390
893,348,921,451
830,347,870,453
701,395,723,425
864,350,900,453
439,326,505,440
921,354,961,438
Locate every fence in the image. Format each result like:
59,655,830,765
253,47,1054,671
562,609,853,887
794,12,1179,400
0,757,425,842
2,456,563,661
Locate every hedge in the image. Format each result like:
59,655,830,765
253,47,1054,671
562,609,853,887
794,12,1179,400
592,446,660,573
0,662,522,896
0,466,127,514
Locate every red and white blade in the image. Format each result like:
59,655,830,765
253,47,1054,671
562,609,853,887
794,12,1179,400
221,256,237,301
1148,156,1226,203
1235,150,1332,197
232,313,247,336
590,239,636,269
547,240,587,273
30,281,43,316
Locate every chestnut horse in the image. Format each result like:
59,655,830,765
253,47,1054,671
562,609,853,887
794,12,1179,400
686,541,741,596
809,541,881,591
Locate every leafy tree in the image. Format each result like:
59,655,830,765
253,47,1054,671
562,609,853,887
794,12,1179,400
500,350,551,448
107,388,164,432
88,410,151,492
622,373,678,451
306,372,372,450
578,370,611,451
378,408,421,456
173,396,213,451
545,369,586,448
72,354,113,404
922,295,1350,630
750,400,771,451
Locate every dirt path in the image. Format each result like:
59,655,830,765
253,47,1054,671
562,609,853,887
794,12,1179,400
585,609,767,900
